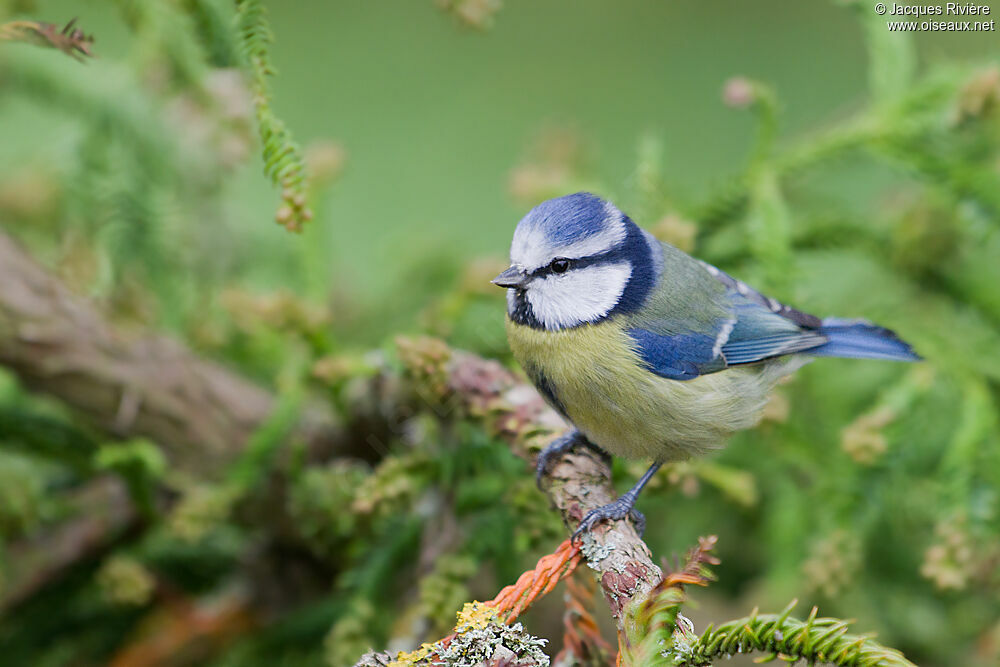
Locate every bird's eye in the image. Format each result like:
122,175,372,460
550,258,571,274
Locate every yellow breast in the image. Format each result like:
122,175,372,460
506,316,797,461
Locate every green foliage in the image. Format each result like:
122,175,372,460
94,438,166,518
226,378,304,492
417,554,478,635
745,169,793,293
324,598,379,667
621,539,915,666
1,1,999,666
0,453,48,537
842,0,916,107
0,402,98,472
675,602,914,667
627,557,914,667
96,555,156,608
288,461,369,557
113,0,212,92
234,0,311,231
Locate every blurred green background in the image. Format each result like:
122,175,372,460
1,1,999,665
4,0,993,309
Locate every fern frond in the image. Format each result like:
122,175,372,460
234,0,312,232
673,600,916,667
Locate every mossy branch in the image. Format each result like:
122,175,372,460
621,536,719,666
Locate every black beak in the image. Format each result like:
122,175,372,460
491,266,529,289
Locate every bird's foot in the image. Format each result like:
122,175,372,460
572,498,646,542
571,461,662,542
535,431,608,489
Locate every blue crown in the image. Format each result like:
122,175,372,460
521,192,613,245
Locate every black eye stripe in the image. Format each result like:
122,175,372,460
508,214,652,329
528,247,623,278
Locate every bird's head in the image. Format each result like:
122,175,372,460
493,192,658,330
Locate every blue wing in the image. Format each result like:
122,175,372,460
627,329,724,380
625,246,829,381
717,299,826,365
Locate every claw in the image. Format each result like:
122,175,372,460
630,507,646,537
534,431,585,489
570,461,662,543
572,497,645,542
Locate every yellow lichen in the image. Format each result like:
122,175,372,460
455,601,500,631
385,603,505,666
387,642,434,667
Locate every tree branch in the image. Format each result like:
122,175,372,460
0,476,136,612
437,345,664,631
0,230,341,473
0,229,662,650
0,229,346,609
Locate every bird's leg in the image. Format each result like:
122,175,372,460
572,461,663,542
535,430,609,489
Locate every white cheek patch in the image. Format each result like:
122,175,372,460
527,262,632,330
510,215,626,272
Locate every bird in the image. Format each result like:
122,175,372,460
492,192,920,541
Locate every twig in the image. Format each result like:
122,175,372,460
0,230,346,607
392,336,665,632
0,476,135,612
0,231,341,473
555,574,613,666
486,539,582,623
442,348,665,630
0,18,94,60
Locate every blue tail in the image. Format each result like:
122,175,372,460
809,318,921,362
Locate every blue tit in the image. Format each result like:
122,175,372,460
492,192,920,539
